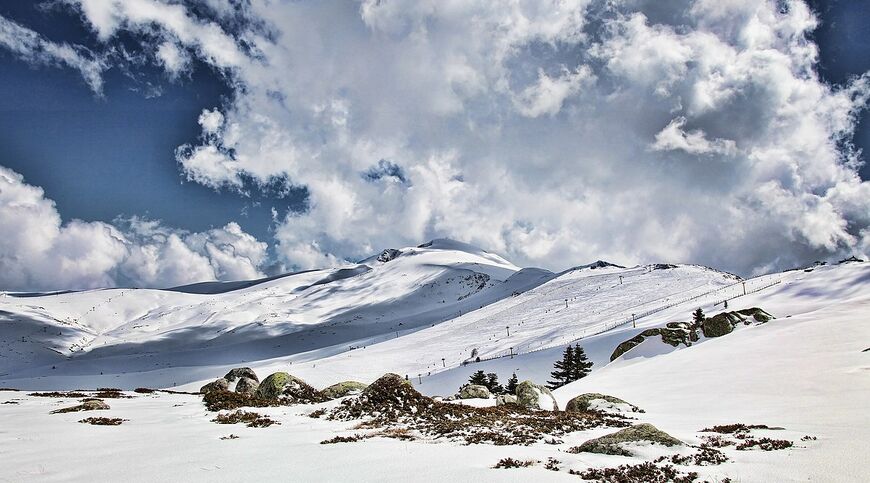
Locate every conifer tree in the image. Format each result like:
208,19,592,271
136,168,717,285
485,373,503,394
570,344,593,381
468,370,487,386
506,373,519,394
693,308,705,326
547,345,575,389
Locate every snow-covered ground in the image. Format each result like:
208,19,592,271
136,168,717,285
0,241,868,481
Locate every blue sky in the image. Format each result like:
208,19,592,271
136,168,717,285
0,2,305,248
1,1,869,290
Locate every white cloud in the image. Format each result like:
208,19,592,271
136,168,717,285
651,117,738,156
155,41,190,78
2,0,870,278
0,14,105,93
0,166,267,291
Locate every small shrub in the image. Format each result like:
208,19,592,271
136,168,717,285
492,458,536,469
736,438,793,451
801,435,817,441
220,434,239,440
308,408,326,418
203,390,278,412
79,417,125,426
134,388,155,394
212,410,278,428
573,462,698,482
544,458,560,471
700,423,774,434
93,388,130,399
28,391,88,398
321,434,365,444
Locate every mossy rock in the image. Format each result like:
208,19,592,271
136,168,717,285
235,377,259,395
660,327,693,347
200,378,229,394
224,367,259,383
50,399,110,414
702,313,739,337
321,381,368,400
495,394,517,406
565,393,640,413
610,334,645,361
515,381,557,411
255,372,318,402
575,423,682,456
736,307,773,322
459,384,491,399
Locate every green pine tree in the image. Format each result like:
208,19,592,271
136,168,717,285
468,370,487,386
485,373,503,394
506,373,519,394
570,344,593,381
547,345,575,389
693,307,705,326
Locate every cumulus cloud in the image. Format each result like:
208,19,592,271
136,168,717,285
2,0,870,278
651,117,738,156
0,166,267,291
0,14,105,93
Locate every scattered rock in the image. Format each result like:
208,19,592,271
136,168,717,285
735,307,773,323
610,334,646,361
570,423,682,456
50,399,110,414
321,381,368,400
702,312,740,337
234,377,259,395
224,367,259,383
376,248,402,263
565,393,641,413
459,384,492,399
495,395,517,406
200,378,229,394
515,381,557,411
255,372,321,403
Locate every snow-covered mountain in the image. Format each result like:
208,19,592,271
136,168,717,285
1,240,868,482
0,237,759,392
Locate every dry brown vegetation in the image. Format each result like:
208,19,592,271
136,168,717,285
79,417,126,426
572,462,699,482
211,410,278,428
492,458,537,469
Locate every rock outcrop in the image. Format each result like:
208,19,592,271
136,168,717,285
200,378,229,394
255,372,320,403
458,384,491,399
565,393,641,413
50,399,110,414
495,395,517,406
224,367,259,383
573,423,682,456
321,381,368,400
515,381,557,411
234,377,259,395
610,308,774,360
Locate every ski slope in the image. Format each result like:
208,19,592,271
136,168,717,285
0,239,537,383
3,238,756,391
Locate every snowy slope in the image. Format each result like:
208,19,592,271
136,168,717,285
549,261,870,482
0,239,541,384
